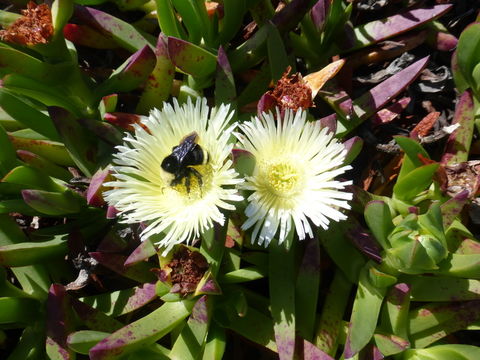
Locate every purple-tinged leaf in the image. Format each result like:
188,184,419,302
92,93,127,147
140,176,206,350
409,300,480,348
71,298,123,333
311,0,330,32
136,34,175,114
46,284,74,360
89,300,195,360
48,106,97,176
296,236,320,340
16,150,72,182
272,0,317,34
82,283,157,317
442,90,475,165
346,226,382,263
257,93,277,116
99,94,118,115
431,30,458,52
373,334,409,357
86,167,111,207
195,271,222,296
170,296,212,359
96,230,128,253
215,46,236,107
343,136,363,165
2,165,65,193
340,56,429,136
106,206,117,219
344,264,388,359
441,190,469,229
78,118,123,146
167,37,217,78
408,276,480,301
8,133,74,167
300,339,334,360
74,6,152,52
318,87,352,120
314,270,351,356
124,238,156,266
63,23,117,49
269,233,296,360
89,252,156,283
371,97,411,126
347,5,453,51
67,331,110,355
382,283,411,340
318,114,337,134
22,189,84,215
95,45,156,98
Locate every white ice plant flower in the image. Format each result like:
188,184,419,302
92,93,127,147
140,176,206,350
236,109,353,246
104,98,243,254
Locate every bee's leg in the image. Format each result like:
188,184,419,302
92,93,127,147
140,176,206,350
190,168,203,188
170,172,183,187
184,172,191,193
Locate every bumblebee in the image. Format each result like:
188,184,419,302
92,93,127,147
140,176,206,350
161,132,208,192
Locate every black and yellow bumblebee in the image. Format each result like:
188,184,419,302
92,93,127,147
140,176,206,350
161,132,208,192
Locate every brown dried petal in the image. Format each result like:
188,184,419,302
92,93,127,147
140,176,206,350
0,2,53,46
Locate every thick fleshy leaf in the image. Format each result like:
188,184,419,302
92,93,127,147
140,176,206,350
202,323,226,360
2,165,66,193
95,46,156,98
67,331,110,355
456,22,480,96
381,283,411,340
81,283,157,316
314,270,351,356
170,295,212,360
344,264,388,358
295,236,320,340
269,233,296,360
364,200,393,250
48,106,97,176
409,301,480,348
393,163,439,201
442,90,475,165
0,88,60,141
167,37,217,77
408,276,480,301
8,133,74,167
71,298,124,333
0,214,50,300
89,300,195,360
22,189,84,215
403,344,480,360
436,253,480,279
0,297,40,324
0,236,67,267
221,267,266,283
373,334,409,356
46,284,75,360
217,0,247,44
16,150,72,181
136,34,175,114
335,56,429,136
63,24,117,49
86,167,111,207
0,124,17,177
347,5,453,51
74,6,153,52
89,252,156,283
267,22,289,81
124,238,156,266
215,46,236,108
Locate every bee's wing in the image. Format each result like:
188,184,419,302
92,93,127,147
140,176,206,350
171,132,198,163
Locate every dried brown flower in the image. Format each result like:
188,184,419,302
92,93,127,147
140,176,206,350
266,66,314,112
163,247,209,297
0,2,53,46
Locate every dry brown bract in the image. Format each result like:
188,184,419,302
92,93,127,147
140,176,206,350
0,2,53,46
442,161,480,198
267,66,313,111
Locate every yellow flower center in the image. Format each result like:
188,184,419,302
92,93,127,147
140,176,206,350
171,164,213,200
264,160,303,197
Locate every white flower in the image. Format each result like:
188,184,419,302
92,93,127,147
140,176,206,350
236,109,352,246
104,98,243,254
